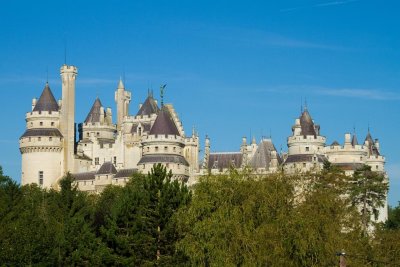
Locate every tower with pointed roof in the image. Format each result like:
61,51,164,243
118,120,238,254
138,106,190,181
20,83,63,188
284,107,326,173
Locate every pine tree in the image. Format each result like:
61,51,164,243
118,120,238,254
349,165,388,232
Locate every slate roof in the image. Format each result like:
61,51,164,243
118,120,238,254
299,109,317,136
97,162,117,175
351,134,358,146
284,154,327,164
364,132,380,156
131,123,152,134
138,154,189,166
114,168,138,178
149,107,180,136
33,83,59,112
333,163,364,171
208,153,243,170
249,139,282,169
72,172,96,181
85,98,104,123
331,141,340,146
136,96,160,116
21,128,63,138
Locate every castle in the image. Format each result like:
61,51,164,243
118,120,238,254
20,63,388,221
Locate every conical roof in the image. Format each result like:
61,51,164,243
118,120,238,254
351,134,358,146
299,109,317,136
331,140,340,146
364,132,380,156
149,106,180,136
85,98,103,123
97,162,117,175
137,95,159,116
33,83,59,112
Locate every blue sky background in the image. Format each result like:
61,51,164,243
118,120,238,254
0,0,399,205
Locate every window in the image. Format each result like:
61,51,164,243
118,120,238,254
376,165,378,170
164,146,168,151
306,147,310,152
100,143,104,149
147,147,150,152
113,156,117,165
95,157,99,165
51,122,54,126
49,137,52,141
138,127,142,136
38,137,41,141
303,163,306,168
91,181,93,185
155,146,159,152
28,137,31,142
97,132,100,137
173,147,176,152
38,171,43,186
87,133,90,137
40,122,43,126
84,181,86,186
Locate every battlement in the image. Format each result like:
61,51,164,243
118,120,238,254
60,64,78,73
26,110,60,119
143,134,185,144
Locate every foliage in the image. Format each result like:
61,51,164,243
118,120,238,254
0,164,398,266
348,165,389,232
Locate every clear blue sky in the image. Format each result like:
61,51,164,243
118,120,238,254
0,0,399,205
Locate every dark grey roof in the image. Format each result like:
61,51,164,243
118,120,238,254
136,96,160,116
85,98,104,123
97,162,117,175
284,154,327,164
364,132,380,156
114,168,138,178
138,154,189,166
72,172,96,181
149,107,180,136
299,109,317,136
21,128,63,138
331,141,340,146
351,134,358,146
249,139,282,169
208,153,243,170
131,123,152,134
33,83,59,112
332,163,364,171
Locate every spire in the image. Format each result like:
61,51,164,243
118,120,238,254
149,106,180,136
84,98,103,123
33,83,59,112
351,134,358,146
136,94,160,116
299,108,316,136
117,77,124,89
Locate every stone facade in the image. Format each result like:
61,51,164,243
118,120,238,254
20,63,388,221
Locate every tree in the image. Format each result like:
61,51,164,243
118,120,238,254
97,164,191,266
348,165,388,232
386,203,400,230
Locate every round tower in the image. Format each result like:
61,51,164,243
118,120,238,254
137,106,189,181
285,108,326,173
20,83,63,188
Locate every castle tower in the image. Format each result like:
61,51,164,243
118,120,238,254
20,83,63,188
115,79,131,131
138,106,189,181
60,64,78,174
203,135,210,169
284,107,326,173
184,127,200,173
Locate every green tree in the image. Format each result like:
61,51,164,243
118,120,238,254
386,203,400,229
348,165,388,232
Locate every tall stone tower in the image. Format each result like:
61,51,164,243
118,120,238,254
60,64,78,174
115,79,131,131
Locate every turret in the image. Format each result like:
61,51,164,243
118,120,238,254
115,79,131,131
20,83,63,188
60,64,78,174
203,135,210,169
